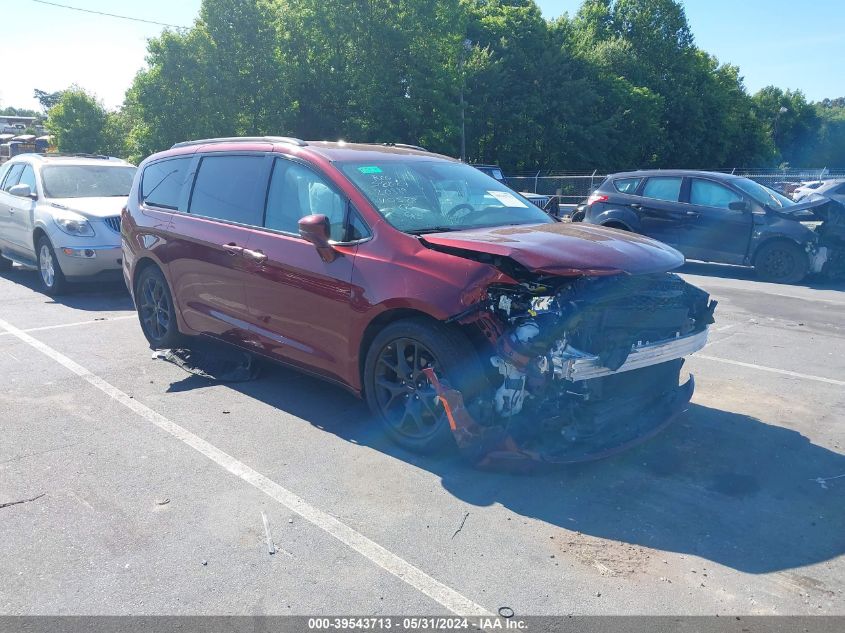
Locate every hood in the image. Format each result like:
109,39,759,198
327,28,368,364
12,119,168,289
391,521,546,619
421,222,684,276
780,194,845,224
49,197,127,219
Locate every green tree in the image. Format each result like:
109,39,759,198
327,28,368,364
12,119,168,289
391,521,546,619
46,87,108,154
33,89,65,112
751,87,820,165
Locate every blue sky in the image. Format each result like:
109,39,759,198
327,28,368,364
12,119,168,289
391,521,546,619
4,0,844,111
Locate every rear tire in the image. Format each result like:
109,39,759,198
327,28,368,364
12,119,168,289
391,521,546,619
754,240,808,284
363,317,486,454
36,236,68,296
135,265,182,349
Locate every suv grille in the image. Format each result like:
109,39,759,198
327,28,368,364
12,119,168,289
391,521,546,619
104,216,121,233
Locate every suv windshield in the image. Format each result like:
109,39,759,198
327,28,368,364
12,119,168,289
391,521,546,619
733,177,794,209
339,160,552,233
42,165,136,199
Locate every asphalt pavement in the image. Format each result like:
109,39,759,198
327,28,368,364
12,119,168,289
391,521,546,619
0,262,843,616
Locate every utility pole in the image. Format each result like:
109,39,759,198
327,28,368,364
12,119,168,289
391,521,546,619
459,38,472,163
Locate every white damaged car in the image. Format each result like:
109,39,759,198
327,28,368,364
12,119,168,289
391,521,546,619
0,154,136,295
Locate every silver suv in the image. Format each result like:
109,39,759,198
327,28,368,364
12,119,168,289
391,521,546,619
0,154,136,294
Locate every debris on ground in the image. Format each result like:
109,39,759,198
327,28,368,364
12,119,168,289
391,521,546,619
261,511,276,555
152,340,260,382
155,498,170,506
451,512,470,539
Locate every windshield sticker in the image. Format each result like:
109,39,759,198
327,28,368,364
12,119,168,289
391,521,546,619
358,165,383,174
487,190,528,208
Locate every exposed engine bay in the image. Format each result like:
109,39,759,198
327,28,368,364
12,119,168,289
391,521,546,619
433,269,717,469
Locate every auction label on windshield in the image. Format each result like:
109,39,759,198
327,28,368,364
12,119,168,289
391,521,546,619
487,190,528,207
358,165,383,174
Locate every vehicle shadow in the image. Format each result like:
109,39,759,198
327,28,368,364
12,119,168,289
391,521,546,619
170,361,845,575
678,261,845,291
0,266,133,312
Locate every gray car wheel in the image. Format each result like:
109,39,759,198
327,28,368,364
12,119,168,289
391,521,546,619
36,236,68,296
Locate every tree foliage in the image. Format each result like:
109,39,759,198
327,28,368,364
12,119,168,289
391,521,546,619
45,0,844,169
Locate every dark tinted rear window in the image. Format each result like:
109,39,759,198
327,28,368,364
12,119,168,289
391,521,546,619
613,177,641,193
142,157,192,209
189,155,265,225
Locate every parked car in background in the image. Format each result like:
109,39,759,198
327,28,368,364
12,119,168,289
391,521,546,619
574,169,845,283
472,164,557,214
123,137,716,467
792,180,826,201
0,153,136,294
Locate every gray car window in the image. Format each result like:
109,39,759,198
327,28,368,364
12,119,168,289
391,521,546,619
189,155,264,226
1,164,24,192
690,179,741,209
18,165,37,193
613,177,641,193
142,157,192,210
642,177,682,202
265,159,346,240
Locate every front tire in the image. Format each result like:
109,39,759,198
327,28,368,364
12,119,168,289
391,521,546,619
754,240,808,284
363,317,486,454
135,265,182,349
36,236,68,296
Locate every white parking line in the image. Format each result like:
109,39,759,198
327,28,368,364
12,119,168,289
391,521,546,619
0,316,491,617
696,354,845,387
0,315,136,337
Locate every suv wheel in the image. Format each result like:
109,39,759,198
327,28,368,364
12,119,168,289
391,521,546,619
364,318,486,454
36,236,68,295
754,240,808,284
136,266,182,349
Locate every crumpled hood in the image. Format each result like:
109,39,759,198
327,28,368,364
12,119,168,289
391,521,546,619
48,197,127,219
782,194,845,224
421,222,684,276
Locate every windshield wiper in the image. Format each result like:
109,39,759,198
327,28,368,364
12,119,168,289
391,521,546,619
407,226,462,235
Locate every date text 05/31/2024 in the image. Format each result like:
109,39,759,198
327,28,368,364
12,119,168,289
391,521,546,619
307,617,527,630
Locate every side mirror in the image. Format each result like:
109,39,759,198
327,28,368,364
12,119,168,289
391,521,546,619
9,183,36,200
298,214,337,262
728,200,748,212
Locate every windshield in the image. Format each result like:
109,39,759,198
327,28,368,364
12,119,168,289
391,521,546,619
42,165,136,199
733,177,794,209
339,160,552,233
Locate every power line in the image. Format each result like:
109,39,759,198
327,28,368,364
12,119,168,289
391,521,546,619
29,0,189,30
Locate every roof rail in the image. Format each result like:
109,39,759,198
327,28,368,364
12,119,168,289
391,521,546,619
29,152,112,160
378,142,429,152
171,136,308,149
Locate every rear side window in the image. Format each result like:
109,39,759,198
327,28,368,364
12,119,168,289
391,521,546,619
265,159,347,240
2,163,24,192
189,155,264,225
689,179,741,209
642,177,682,202
142,157,191,210
613,177,641,193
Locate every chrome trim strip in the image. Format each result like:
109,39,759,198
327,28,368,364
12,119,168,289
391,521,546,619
564,328,709,381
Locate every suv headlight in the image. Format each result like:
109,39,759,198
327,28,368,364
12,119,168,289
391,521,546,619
54,211,95,237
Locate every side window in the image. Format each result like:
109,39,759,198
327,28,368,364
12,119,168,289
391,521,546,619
265,159,347,240
189,155,264,226
642,177,682,202
18,165,37,193
142,157,192,210
689,179,742,209
1,164,25,192
613,177,641,193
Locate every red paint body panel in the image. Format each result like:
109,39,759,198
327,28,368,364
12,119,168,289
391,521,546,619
421,222,685,276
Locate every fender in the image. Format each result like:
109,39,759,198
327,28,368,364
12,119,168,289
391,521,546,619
748,214,817,265
592,208,641,232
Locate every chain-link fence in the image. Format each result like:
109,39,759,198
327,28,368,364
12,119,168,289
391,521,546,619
506,167,845,205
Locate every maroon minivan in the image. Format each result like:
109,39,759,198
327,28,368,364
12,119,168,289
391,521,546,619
122,137,716,466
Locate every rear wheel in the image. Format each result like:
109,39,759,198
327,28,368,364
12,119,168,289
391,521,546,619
754,240,808,284
36,236,68,296
364,318,485,453
136,265,182,348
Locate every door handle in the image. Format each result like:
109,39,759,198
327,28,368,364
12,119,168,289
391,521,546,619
630,204,642,210
684,211,700,218
222,243,244,255
242,248,268,263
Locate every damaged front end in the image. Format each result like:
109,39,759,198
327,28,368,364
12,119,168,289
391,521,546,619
432,271,717,469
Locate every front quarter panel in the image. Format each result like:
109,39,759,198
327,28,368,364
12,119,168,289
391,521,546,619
749,211,817,262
